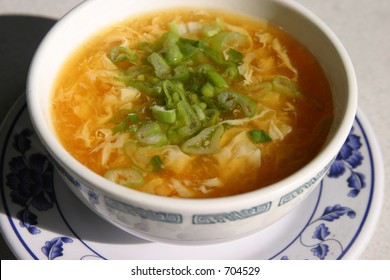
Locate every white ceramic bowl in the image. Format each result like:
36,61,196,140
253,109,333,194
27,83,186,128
27,0,357,245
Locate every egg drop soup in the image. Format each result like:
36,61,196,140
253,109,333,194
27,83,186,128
51,9,333,198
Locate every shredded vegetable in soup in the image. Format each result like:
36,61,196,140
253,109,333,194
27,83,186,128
51,9,334,198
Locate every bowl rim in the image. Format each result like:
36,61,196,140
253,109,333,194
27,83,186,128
26,0,358,212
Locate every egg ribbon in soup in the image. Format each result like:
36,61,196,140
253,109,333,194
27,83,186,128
51,9,334,198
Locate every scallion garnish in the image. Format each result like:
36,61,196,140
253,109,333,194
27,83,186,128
248,129,272,143
135,121,168,147
109,46,138,63
148,52,171,79
112,113,139,134
150,155,164,171
151,105,177,124
107,19,298,156
104,167,144,187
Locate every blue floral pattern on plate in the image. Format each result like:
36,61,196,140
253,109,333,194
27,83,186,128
0,98,381,259
42,237,73,260
6,128,54,235
280,204,356,260
276,129,365,260
328,128,366,197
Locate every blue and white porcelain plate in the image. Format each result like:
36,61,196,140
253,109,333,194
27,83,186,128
0,95,384,260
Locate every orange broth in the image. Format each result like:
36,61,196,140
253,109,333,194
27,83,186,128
51,9,333,198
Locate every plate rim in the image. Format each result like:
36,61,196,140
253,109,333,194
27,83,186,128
0,95,385,260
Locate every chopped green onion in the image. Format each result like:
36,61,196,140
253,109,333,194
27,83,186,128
140,132,168,146
125,65,154,78
151,105,177,124
127,113,139,123
166,128,185,145
201,17,224,37
177,38,201,60
150,155,164,171
188,93,201,104
104,167,144,187
176,100,201,137
112,112,139,134
164,31,180,46
272,75,302,97
135,121,168,146
197,64,215,76
224,66,239,82
124,142,153,171
202,25,221,37
248,129,272,143
160,32,184,65
110,23,273,156
112,121,129,134
148,52,171,79
137,41,153,53
203,97,218,109
162,80,187,109
173,65,190,81
136,121,160,136
191,104,206,121
226,48,243,64
209,32,247,53
207,70,229,89
199,44,226,66
199,102,207,110
217,89,258,117
123,78,162,97
110,46,138,63
168,22,180,36
201,82,215,98
181,124,224,155
165,44,184,65
204,109,221,126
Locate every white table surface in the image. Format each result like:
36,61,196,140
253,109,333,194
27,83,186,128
0,0,388,260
